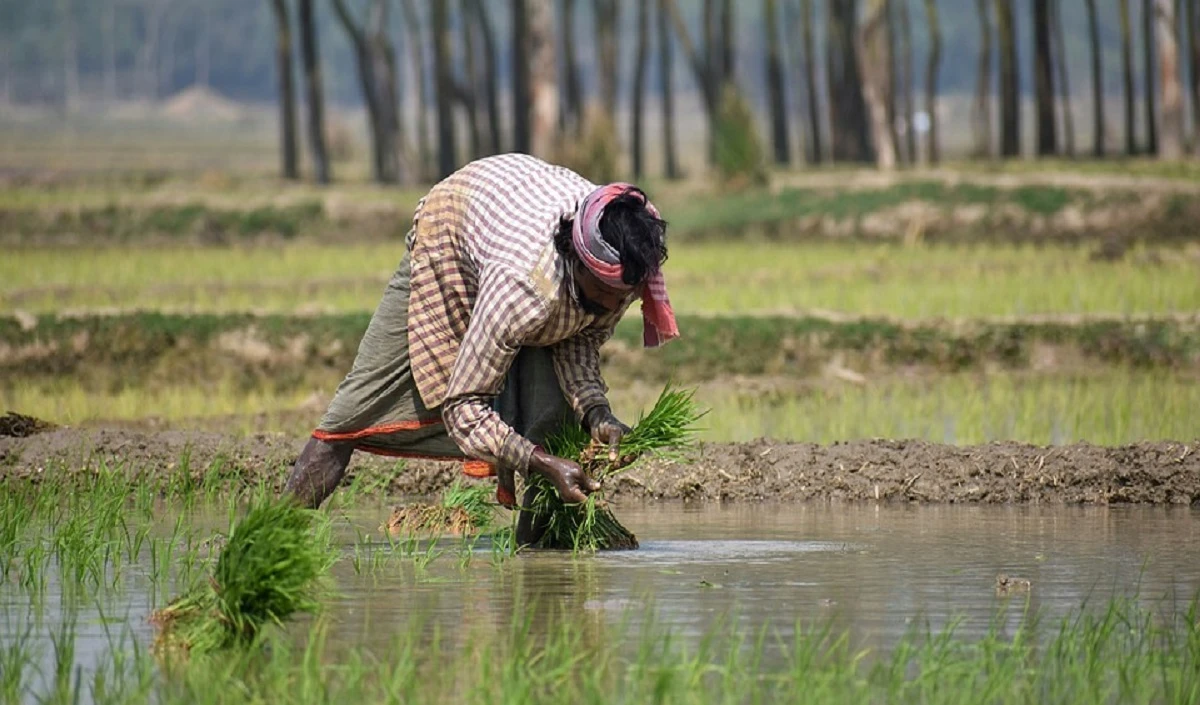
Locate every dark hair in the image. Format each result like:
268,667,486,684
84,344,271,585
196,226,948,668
555,187,669,287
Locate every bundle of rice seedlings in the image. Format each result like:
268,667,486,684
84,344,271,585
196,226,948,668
151,498,336,656
383,480,496,538
527,385,704,552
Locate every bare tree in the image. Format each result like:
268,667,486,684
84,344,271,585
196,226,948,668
269,0,300,179
459,0,483,159
663,0,723,159
512,0,531,153
923,0,941,164
433,0,456,174
1085,0,1105,156
1155,0,1184,158
594,0,620,122
1050,0,1074,156
972,0,993,158
896,0,916,162
1119,0,1137,153
632,0,650,177
827,0,874,163
560,0,583,133
996,0,1020,157
720,0,735,81
299,0,331,183
858,0,897,169
331,0,407,184
195,1,212,87
136,0,169,101
1033,0,1057,156
765,0,791,164
657,0,681,178
400,0,432,177
1189,0,1200,153
528,0,558,159
799,0,825,164
1143,0,1158,153
467,0,502,154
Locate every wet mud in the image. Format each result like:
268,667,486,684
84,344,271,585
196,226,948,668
2,427,1197,506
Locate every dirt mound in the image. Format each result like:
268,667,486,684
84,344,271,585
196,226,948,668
0,412,57,438
1,429,1197,506
160,86,244,122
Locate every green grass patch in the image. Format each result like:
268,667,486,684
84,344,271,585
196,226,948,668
5,241,1197,319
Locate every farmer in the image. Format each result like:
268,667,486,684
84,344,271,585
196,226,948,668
283,153,676,538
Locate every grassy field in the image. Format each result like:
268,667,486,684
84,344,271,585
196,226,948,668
7,369,1195,447
5,241,1200,318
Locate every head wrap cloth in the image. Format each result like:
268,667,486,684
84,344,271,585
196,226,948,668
571,183,679,348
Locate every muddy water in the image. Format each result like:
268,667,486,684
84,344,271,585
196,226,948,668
6,503,1199,691
325,503,1200,651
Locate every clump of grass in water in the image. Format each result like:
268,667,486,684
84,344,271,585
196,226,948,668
151,498,335,656
529,386,704,552
383,480,497,537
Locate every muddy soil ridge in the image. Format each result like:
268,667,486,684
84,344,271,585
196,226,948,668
2,428,1197,506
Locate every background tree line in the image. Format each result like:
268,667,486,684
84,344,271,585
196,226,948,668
3,0,1200,183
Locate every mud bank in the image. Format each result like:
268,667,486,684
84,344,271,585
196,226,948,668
2,428,1197,506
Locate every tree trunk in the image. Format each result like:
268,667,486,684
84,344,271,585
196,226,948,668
512,0,531,153
704,0,719,117
400,0,433,178
1119,0,1137,153
1050,0,1075,156
433,0,457,175
460,0,484,159
560,0,583,133
137,1,168,101
270,0,300,180
858,0,897,170
885,0,901,161
528,0,558,159
594,0,620,122
60,0,80,113
1188,0,1200,153
1144,0,1159,153
765,0,791,164
663,0,722,158
972,0,993,158
922,0,941,164
632,0,650,177
996,0,1020,157
720,0,735,82
1085,0,1105,156
331,0,405,184
1033,0,1057,156
102,3,118,102
469,0,503,154
827,0,874,163
657,0,681,178
298,0,331,183
897,0,916,163
1155,0,1185,157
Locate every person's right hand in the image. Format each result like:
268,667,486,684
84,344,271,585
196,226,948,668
529,448,601,504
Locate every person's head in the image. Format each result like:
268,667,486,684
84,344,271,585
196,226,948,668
556,185,668,316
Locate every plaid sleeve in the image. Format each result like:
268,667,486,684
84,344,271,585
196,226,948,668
551,308,624,422
441,269,547,471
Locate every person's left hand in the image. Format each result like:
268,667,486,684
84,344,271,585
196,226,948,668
584,405,631,461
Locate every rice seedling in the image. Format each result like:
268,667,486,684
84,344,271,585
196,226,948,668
526,386,705,552
150,498,336,656
382,479,497,538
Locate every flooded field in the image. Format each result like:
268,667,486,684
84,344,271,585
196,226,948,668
5,495,1199,703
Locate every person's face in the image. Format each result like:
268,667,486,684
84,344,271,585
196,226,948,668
573,259,632,316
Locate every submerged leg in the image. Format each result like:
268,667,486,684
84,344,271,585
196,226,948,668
282,437,356,509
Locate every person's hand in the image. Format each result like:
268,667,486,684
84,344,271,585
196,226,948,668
584,405,631,462
529,448,601,504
